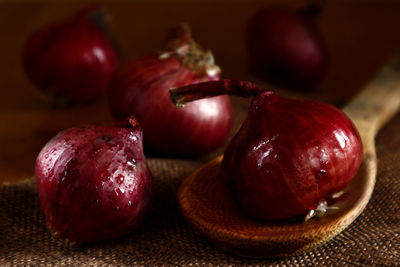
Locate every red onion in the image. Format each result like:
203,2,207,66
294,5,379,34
170,79,363,220
35,117,153,244
108,24,233,157
246,3,329,91
23,5,121,105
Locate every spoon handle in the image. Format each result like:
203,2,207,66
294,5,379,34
343,52,400,142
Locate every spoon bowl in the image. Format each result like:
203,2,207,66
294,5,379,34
178,52,400,258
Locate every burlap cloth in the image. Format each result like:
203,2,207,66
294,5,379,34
1,100,399,266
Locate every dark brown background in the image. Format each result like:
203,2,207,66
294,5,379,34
1,0,400,265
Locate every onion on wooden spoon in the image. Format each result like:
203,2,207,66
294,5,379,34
176,52,400,258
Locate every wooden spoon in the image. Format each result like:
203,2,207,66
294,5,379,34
178,52,400,258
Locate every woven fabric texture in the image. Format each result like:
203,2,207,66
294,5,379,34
1,109,399,266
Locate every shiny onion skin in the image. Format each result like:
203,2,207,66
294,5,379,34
35,118,153,244
108,25,233,157
170,79,363,220
246,4,329,91
23,5,120,105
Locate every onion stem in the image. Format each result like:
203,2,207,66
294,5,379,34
169,79,266,107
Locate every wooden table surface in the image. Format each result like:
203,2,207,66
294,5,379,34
1,0,400,185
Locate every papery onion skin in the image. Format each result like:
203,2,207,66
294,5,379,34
23,5,120,105
246,6,329,91
34,119,153,244
108,25,233,157
170,79,363,220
